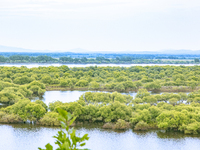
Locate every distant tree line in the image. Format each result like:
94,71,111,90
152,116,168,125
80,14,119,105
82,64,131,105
0,55,199,64
1,52,200,60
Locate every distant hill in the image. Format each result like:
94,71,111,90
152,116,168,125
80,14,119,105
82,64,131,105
67,48,90,53
158,49,200,55
0,45,200,54
67,49,200,54
116,49,200,55
0,45,50,52
0,45,89,53
68,49,200,54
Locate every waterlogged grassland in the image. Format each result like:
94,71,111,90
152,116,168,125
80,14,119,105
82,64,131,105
1,88,200,134
1,66,200,134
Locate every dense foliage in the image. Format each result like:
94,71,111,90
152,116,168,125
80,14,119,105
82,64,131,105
49,90,200,134
1,65,200,134
0,65,200,93
2,88,200,134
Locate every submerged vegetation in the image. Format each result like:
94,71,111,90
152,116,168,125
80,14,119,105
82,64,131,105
1,65,200,134
2,89,200,134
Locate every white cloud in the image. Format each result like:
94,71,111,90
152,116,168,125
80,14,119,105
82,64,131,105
1,0,200,19
1,0,200,51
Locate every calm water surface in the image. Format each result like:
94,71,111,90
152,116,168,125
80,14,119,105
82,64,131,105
0,124,200,150
31,90,138,105
31,90,188,105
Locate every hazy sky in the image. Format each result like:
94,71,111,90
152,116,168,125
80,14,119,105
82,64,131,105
0,0,200,52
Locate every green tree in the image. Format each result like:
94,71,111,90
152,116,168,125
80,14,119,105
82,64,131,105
89,81,100,90
169,98,179,106
76,80,88,87
42,75,52,84
114,82,125,91
13,76,33,85
38,108,89,150
25,103,46,122
136,89,150,99
144,82,161,90
143,96,157,105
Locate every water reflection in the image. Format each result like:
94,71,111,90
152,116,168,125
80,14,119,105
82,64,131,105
1,124,200,150
31,90,91,104
31,90,138,105
157,131,200,139
31,90,188,105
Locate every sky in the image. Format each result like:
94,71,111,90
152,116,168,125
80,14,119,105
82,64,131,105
0,0,200,52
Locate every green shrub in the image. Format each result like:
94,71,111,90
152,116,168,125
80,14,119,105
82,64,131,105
134,121,149,131
38,112,60,126
113,119,130,130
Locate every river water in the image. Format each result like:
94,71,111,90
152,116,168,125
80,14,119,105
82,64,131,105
31,90,188,105
1,124,200,150
31,90,138,104
0,63,199,68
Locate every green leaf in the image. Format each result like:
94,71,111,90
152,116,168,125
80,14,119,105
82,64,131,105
81,134,89,141
57,108,68,120
69,117,76,126
45,143,53,150
80,143,86,147
38,109,89,150
61,141,70,150
67,113,72,120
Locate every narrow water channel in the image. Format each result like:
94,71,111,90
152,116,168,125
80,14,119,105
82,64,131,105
31,90,188,105
31,90,139,104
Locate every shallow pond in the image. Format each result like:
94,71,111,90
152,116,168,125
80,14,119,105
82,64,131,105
31,90,189,105
31,90,139,105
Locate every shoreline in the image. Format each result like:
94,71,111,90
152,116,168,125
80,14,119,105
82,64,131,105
0,121,198,136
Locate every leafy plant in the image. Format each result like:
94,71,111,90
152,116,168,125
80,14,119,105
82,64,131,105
38,108,89,150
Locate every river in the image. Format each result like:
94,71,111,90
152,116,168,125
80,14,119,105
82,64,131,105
1,124,200,150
